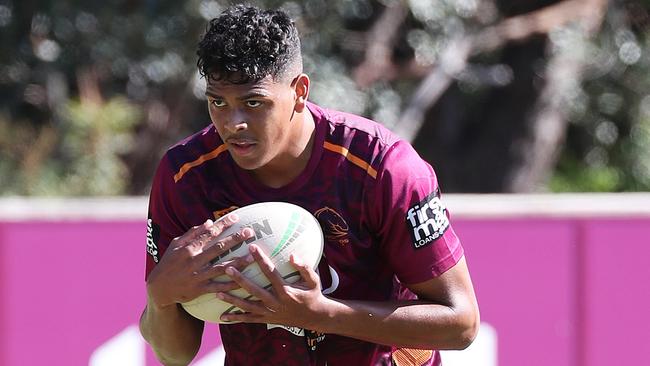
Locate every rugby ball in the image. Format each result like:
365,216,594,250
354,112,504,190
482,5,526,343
181,202,324,323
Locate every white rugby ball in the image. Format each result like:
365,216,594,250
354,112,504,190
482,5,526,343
181,202,324,323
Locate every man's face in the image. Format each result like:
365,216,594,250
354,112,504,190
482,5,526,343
205,74,301,173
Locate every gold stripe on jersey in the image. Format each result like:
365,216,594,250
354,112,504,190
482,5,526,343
323,141,378,179
173,144,227,183
213,206,239,220
392,348,434,366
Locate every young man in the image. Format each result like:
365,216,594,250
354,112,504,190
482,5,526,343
140,5,479,366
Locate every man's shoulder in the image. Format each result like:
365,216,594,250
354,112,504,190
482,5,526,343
313,103,399,146
310,102,401,167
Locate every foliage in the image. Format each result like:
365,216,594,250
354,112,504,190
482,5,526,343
0,97,140,195
0,0,649,195
552,6,650,191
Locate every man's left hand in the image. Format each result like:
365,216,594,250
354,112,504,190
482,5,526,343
216,244,332,329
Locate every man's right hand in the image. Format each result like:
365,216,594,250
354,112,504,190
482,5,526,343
145,214,255,309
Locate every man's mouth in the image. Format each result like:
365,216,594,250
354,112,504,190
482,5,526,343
227,138,257,155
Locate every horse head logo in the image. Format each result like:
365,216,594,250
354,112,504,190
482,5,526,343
314,207,349,245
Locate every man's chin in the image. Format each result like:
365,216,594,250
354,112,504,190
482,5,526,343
229,154,264,171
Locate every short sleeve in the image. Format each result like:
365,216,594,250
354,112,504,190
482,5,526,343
145,155,187,280
367,141,463,285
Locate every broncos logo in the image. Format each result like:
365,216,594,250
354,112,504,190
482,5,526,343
314,206,349,245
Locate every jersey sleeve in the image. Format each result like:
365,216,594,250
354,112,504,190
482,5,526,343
145,154,187,280
367,140,463,285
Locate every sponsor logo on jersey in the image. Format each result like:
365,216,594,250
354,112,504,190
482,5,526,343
405,190,449,249
315,206,350,245
316,255,340,295
265,325,325,351
267,324,305,336
305,329,326,351
318,263,340,295
146,218,161,263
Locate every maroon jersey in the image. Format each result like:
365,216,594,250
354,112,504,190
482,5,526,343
145,102,463,366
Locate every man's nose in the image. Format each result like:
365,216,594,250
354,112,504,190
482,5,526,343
225,109,248,132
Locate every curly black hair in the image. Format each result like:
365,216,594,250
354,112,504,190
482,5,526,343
197,5,302,84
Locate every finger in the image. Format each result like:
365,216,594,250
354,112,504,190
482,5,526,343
170,219,214,248
210,213,239,236
221,311,269,323
191,214,241,250
223,254,256,270
202,279,241,293
220,312,266,324
198,254,254,280
196,227,254,265
216,291,271,315
290,254,320,288
224,266,279,307
249,244,285,290
174,213,240,250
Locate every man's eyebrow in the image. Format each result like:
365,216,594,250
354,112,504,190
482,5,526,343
238,91,271,99
204,90,221,98
204,90,271,99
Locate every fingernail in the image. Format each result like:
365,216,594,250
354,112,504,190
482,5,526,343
246,255,254,263
220,315,230,321
225,267,235,276
241,227,253,237
228,213,239,223
249,244,257,253
216,292,225,300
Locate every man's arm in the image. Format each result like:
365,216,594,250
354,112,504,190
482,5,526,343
309,256,479,349
140,217,254,366
218,245,479,350
139,303,204,366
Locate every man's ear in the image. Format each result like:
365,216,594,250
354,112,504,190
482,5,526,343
293,74,310,113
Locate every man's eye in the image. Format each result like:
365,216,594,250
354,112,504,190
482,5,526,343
211,99,226,107
246,100,262,108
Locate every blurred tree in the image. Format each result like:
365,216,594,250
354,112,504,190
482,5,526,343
0,95,140,195
0,0,212,194
0,0,649,195
550,1,650,191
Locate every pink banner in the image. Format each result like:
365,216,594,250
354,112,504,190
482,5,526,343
1,197,649,365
